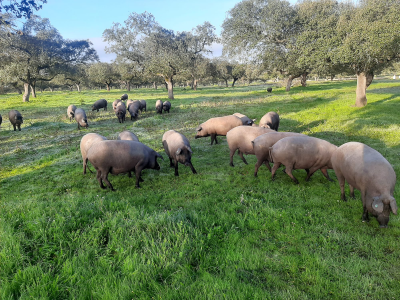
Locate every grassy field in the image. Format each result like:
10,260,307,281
1,80,400,299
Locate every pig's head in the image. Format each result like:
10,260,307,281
195,125,208,139
79,118,88,128
176,146,193,166
15,115,23,124
372,195,397,227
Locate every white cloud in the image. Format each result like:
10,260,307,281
89,37,116,62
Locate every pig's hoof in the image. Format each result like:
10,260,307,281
254,173,258,177
135,185,141,189
230,163,234,167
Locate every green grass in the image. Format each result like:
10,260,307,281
1,80,400,299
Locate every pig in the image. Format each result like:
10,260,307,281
331,142,397,227
127,100,140,120
8,110,23,131
80,133,107,174
117,130,139,142
126,99,134,108
0,113,2,126
67,105,77,121
92,99,107,111
226,126,273,166
162,130,197,176
267,87,272,93
74,108,89,130
115,101,126,123
121,93,128,100
232,113,256,126
195,115,243,145
113,99,121,111
156,100,163,114
270,136,337,184
252,131,306,175
259,111,279,131
163,101,171,113
139,100,147,112
86,140,163,190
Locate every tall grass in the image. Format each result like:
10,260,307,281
1,80,400,299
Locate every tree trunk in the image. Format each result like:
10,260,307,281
301,73,308,87
30,83,36,98
286,75,295,91
76,84,81,92
355,71,374,107
106,83,110,91
127,82,131,91
193,79,198,91
165,76,174,100
49,87,53,92
23,83,30,102
232,77,238,87
225,79,228,87
153,82,157,89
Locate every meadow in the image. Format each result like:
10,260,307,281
0,79,400,299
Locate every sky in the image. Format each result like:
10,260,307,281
34,0,297,62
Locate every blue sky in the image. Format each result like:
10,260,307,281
35,0,298,61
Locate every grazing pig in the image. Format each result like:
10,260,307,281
8,110,23,131
121,93,128,100
226,126,273,166
156,100,163,114
67,105,77,121
80,133,107,174
117,130,139,142
163,101,171,113
331,142,397,227
267,87,272,93
259,111,279,131
270,136,337,183
86,140,163,189
232,113,255,126
127,100,140,120
252,132,306,175
126,99,134,107
115,101,126,123
92,99,107,111
112,99,121,111
162,130,197,176
74,108,89,130
139,100,147,112
195,115,243,145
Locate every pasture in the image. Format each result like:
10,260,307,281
1,80,400,299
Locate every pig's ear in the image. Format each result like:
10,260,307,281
196,126,202,132
156,153,164,160
389,196,397,215
186,146,193,153
176,148,182,155
372,196,384,213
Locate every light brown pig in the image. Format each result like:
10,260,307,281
80,133,107,174
270,136,337,183
67,105,77,121
113,99,121,111
252,131,306,175
232,113,255,126
226,126,273,166
74,108,88,130
117,131,139,142
156,100,163,114
195,115,243,145
331,142,397,227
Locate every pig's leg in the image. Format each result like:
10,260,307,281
135,166,144,188
349,185,355,199
334,169,346,201
18,124,21,131
188,162,197,174
285,165,299,184
96,170,106,189
169,157,174,167
320,168,333,181
238,150,248,165
210,135,215,145
254,159,262,176
230,149,236,167
362,193,370,221
102,171,115,191
174,160,179,176
305,166,320,182
271,162,282,181
83,158,87,175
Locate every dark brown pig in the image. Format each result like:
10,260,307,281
259,111,279,131
74,108,89,130
92,99,107,111
121,93,128,100
139,100,147,112
0,113,2,126
127,100,140,120
86,140,163,190
113,99,121,111
267,87,272,93
117,130,139,142
115,101,126,123
8,110,23,131
331,142,397,227
270,136,337,183
162,130,197,176
252,132,306,175
163,101,171,113
156,100,163,114
67,105,77,121
195,115,243,145
80,133,107,174
226,126,273,166
232,113,255,126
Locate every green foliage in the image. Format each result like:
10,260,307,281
1,80,400,298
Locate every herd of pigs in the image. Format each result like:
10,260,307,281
1,93,397,227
